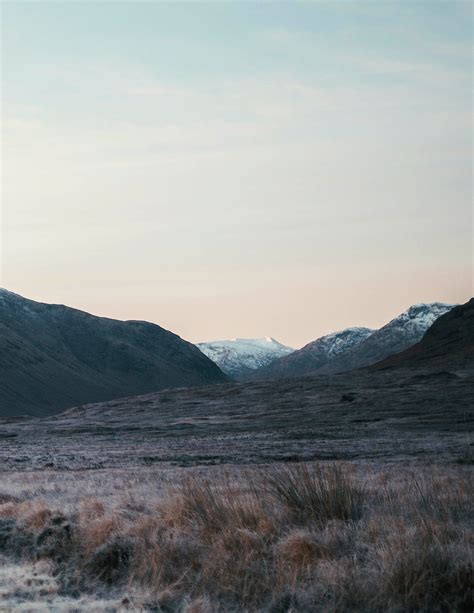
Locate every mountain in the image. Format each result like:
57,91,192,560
249,327,374,380
250,302,455,380
196,337,294,378
371,298,474,372
0,289,227,417
315,302,456,375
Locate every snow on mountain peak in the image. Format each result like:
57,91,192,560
196,337,294,379
303,326,375,359
382,302,456,336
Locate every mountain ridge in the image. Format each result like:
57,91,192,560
249,302,455,380
247,327,374,380
316,302,455,375
371,298,474,372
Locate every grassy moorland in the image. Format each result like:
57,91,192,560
0,462,472,612
0,365,472,610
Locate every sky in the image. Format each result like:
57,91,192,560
1,1,472,348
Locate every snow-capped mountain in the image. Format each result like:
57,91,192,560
315,302,456,375
250,327,374,379
372,299,474,371
250,302,456,380
196,337,294,379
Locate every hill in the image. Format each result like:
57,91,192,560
0,289,227,417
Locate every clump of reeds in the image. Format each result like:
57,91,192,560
263,463,364,524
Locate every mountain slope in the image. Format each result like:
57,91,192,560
249,327,374,380
371,298,474,371
0,289,227,417
250,303,455,380
316,302,455,375
197,337,293,378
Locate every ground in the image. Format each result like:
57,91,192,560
0,369,472,611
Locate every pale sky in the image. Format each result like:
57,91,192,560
1,1,472,348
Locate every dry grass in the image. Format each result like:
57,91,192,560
0,462,472,611
263,463,364,524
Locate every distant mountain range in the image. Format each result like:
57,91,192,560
196,337,293,378
0,289,227,417
0,289,463,418
243,303,455,380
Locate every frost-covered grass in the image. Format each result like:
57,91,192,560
0,462,472,612
0,468,173,514
0,557,126,612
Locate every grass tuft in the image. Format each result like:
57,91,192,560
263,463,364,524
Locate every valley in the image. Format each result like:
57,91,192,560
1,367,472,472
0,297,472,611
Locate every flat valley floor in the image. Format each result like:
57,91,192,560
1,369,473,471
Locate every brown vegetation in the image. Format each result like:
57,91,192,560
0,463,472,611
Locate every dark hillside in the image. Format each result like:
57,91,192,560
0,289,227,417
